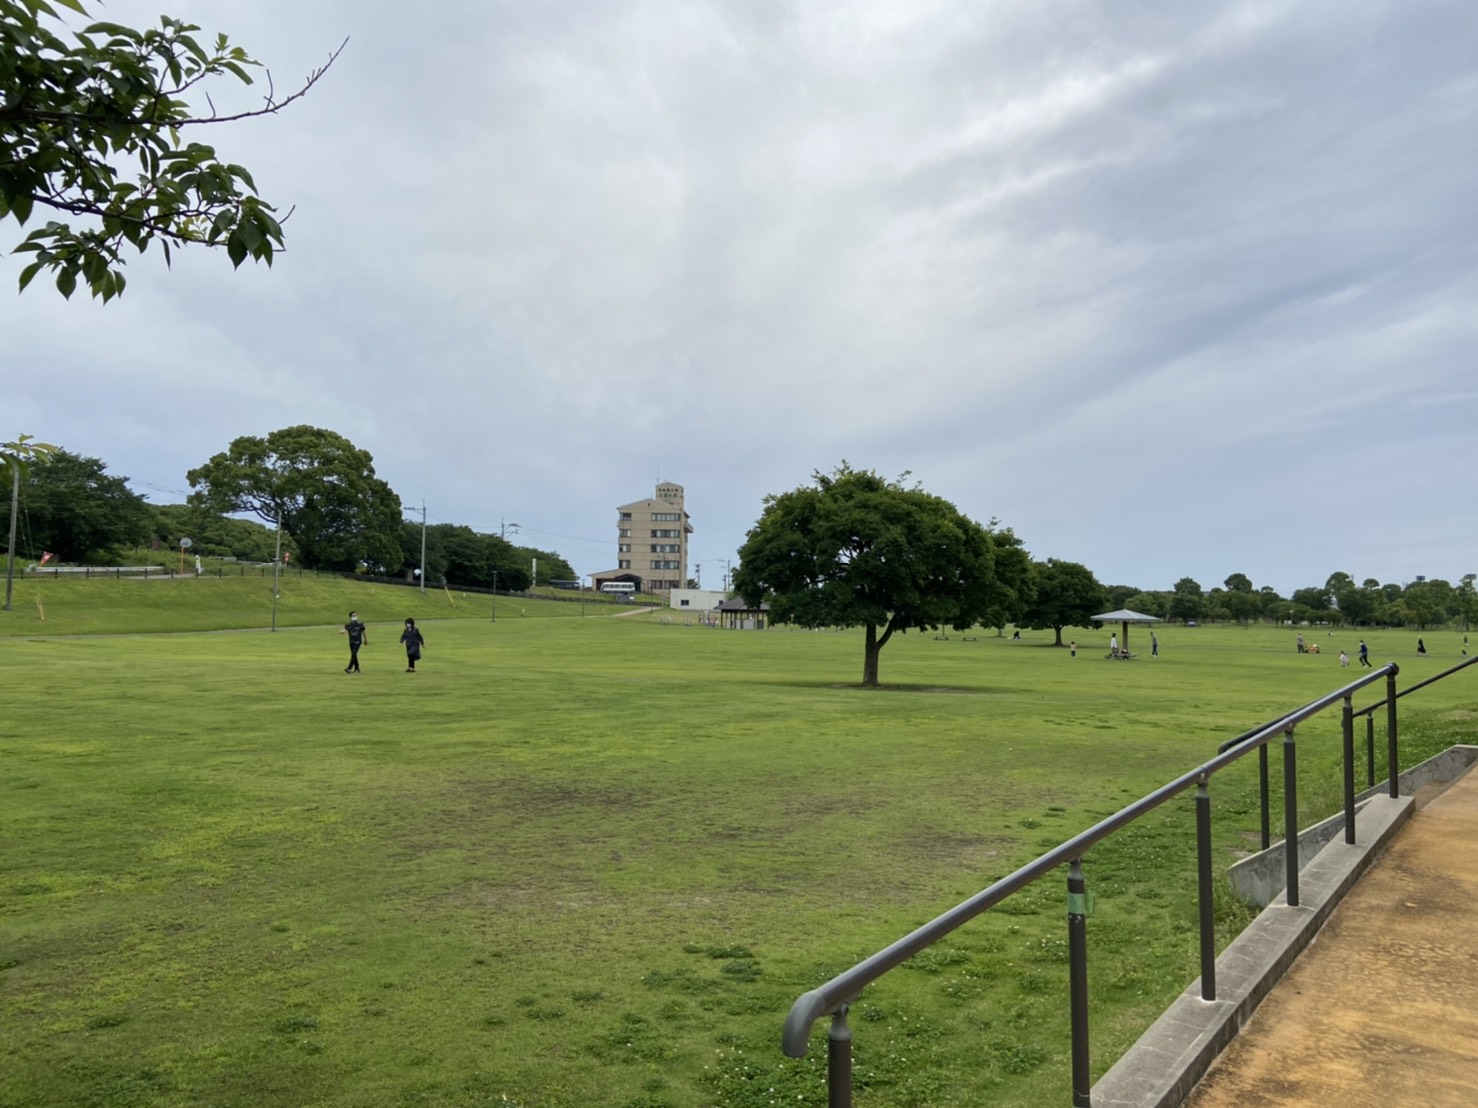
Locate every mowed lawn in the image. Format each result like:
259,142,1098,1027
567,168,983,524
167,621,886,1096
3,580,1475,1107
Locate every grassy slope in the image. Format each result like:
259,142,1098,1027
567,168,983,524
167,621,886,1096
0,573,607,636
2,583,1474,1107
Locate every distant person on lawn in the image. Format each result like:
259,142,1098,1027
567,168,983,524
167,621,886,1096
400,618,426,673
340,611,367,673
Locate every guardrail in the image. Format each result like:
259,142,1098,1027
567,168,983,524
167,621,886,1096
781,663,1441,1107
1352,654,1478,789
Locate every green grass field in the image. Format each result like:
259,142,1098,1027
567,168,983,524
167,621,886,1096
3,577,1475,1107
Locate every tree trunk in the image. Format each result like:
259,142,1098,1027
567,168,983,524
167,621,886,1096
1054,624,1064,646
863,623,882,687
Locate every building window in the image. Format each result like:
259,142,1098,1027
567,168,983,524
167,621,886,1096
618,560,631,570
620,512,632,520
651,529,679,538
618,544,631,553
650,544,679,553
619,529,631,538
652,512,681,521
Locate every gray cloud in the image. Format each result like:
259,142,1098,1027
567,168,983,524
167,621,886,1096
6,0,1475,593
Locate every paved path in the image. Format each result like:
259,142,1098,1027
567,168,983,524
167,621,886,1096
1184,769,1478,1107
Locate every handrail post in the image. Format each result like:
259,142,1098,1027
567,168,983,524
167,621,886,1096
828,1006,852,1108
1342,697,1356,845
1195,780,1216,1000
1258,745,1271,851
1365,714,1376,789
1283,727,1299,907
1068,859,1091,1107
1386,670,1400,798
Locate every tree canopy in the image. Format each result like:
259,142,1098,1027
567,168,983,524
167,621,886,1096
395,523,576,592
3,447,151,561
1019,558,1106,645
1168,576,1206,622
733,464,1031,687
186,426,402,573
1,0,340,300
150,502,287,562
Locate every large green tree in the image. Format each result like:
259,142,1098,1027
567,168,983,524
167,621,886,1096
1221,573,1260,626
1291,585,1330,612
1020,558,1106,646
187,426,402,573
1456,576,1477,633
151,502,286,562
1168,577,1206,623
1333,579,1379,627
1403,579,1453,631
733,464,1031,687
4,447,151,561
2,0,340,300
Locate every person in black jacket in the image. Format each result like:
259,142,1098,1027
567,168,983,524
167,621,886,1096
340,611,367,673
400,618,426,673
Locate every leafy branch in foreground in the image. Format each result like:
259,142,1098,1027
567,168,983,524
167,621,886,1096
0,0,344,300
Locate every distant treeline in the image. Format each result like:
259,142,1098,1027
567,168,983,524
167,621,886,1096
1,444,573,592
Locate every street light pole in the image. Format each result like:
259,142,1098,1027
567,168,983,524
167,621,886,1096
419,500,427,593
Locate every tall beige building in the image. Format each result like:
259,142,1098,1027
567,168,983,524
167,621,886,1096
593,482,692,596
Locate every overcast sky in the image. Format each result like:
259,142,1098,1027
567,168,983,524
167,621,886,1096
6,0,1476,594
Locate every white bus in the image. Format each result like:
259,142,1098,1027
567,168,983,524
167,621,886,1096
599,582,636,595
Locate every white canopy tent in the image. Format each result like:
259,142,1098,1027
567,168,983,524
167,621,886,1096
1091,608,1162,656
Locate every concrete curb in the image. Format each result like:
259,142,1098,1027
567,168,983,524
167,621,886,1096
1089,792,1414,1108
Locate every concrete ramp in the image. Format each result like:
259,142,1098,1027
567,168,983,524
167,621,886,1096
1091,748,1478,1108
1182,765,1478,1107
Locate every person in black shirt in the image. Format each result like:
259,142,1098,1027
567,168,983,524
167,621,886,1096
400,618,425,672
340,610,367,673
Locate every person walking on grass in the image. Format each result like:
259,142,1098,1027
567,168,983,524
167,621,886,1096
1151,632,1159,657
400,618,426,672
340,610,367,673
1358,639,1371,667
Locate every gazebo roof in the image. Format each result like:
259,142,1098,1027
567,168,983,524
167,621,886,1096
1091,608,1162,624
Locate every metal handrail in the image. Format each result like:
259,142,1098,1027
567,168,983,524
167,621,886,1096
782,663,1406,1106
1354,653,1478,717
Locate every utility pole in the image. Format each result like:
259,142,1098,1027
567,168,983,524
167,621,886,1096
413,502,425,590
721,558,732,593
491,570,498,622
501,518,520,540
419,499,427,593
695,563,701,589
531,557,538,589
270,512,282,631
4,463,19,611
